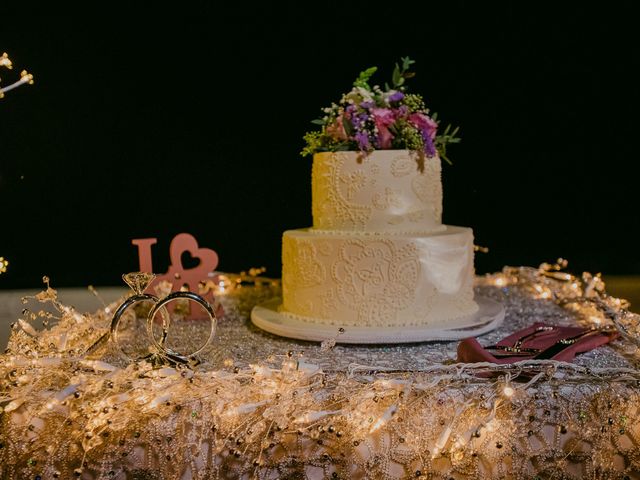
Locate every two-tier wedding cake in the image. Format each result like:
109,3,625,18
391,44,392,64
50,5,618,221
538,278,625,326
253,58,495,340
280,150,478,327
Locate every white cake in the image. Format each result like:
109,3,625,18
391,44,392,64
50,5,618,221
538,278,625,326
280,150,478,327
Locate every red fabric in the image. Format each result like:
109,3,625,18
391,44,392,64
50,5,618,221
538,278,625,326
457,322,618,364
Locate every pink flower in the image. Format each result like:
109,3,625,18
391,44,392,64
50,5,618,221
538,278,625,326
326,114,348,141
408,113,438,140
371,108,396,149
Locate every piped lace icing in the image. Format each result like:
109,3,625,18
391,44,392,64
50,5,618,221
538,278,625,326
312,152,372,230
331,239,420,325
284,149,476,328
312,151,443,233
281,227,478,327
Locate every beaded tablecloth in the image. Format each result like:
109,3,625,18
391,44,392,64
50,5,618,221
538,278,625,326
1,265,640,479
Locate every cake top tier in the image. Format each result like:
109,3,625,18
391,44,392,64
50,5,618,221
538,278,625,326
312,150,444,234
302,57,460,165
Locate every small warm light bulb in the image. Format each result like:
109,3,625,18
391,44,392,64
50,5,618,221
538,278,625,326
503,385,514,398
20,70,34,84
0,52,12,69
534,284,551,299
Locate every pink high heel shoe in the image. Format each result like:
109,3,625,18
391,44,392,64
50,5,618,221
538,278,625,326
457,322,618,364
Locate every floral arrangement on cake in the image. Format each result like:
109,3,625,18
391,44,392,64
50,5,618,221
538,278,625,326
302,57,460,164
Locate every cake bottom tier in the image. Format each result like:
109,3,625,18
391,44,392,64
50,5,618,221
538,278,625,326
281,225,478,327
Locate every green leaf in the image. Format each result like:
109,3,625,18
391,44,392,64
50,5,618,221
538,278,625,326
334,143,352,151
311,119,325,125
342,116,355,137
353,66,378,89
392,64,402,86
401,56,415,70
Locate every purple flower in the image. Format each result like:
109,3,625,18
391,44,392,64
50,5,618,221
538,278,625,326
388,91,405,103
351,111,370,129
355,131,371,151
409,112,438,157
360,100,375,110
422,132,436,157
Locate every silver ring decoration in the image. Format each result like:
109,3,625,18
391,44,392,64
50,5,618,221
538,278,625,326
109,292,170,362
147,291,217,364
103,272,217,366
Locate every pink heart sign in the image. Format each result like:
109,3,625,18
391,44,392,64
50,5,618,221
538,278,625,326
132,232,219,303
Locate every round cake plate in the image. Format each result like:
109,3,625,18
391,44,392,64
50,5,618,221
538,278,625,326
251,296,504,344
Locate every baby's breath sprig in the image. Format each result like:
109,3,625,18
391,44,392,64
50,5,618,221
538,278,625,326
403,93,426,113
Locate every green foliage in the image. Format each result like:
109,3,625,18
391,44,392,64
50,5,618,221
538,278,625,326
353,66,378,90
389,119,424,151
434,124,461,165
301,131,324,157
392,56,416,88
301,130,354,157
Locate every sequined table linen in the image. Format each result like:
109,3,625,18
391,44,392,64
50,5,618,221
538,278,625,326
1,270,640,479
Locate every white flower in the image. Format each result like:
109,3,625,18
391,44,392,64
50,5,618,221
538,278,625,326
343,86,374,105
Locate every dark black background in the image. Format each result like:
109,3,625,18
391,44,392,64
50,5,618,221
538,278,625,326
1,4,638,288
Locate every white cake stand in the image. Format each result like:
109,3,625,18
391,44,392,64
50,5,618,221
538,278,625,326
251,296,504,344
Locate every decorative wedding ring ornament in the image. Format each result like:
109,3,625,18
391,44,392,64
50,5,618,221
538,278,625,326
108,272,217,365
147,290,217,364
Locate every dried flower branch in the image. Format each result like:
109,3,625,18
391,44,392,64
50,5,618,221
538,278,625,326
0,52,34,99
